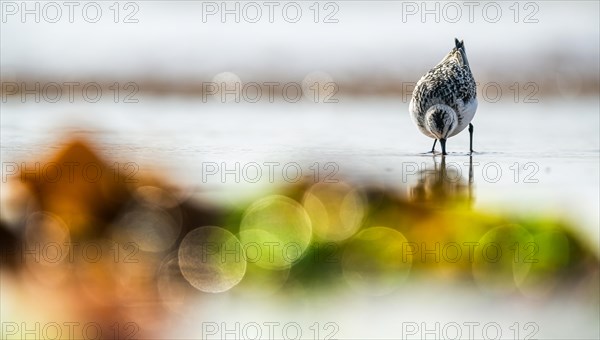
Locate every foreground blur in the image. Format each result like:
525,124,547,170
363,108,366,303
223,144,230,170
1,140,597,339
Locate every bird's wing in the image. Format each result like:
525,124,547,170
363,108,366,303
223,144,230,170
413,50,476,114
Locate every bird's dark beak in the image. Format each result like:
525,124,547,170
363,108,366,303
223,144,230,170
440,139,447,155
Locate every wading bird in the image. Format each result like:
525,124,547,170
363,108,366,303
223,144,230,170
409,38,477,155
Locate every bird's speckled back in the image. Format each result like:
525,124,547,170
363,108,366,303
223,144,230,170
411,43,477,122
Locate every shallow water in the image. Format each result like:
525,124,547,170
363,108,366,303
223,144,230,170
2,96,598,246
1,95,599,338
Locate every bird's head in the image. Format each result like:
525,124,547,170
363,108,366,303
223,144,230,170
424,104,458,141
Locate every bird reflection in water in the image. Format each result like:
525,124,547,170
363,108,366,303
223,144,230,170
409,156,474,208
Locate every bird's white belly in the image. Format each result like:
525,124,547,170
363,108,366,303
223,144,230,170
449,97,477,137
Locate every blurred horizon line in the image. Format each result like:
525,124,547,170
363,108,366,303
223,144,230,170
2,74,597,100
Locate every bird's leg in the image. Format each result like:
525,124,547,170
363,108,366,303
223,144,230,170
440,139,447,155
430,139,437,153
469,123,474,154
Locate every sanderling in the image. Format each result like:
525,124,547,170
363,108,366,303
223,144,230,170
409,38,478,155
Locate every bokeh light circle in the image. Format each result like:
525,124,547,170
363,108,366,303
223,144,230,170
212,72,242,103
24,211,70,266
302,71,336,103
240,195,312,270
120,206,181,253
303,182,364,242
178,226,247,293
472,224,534,294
